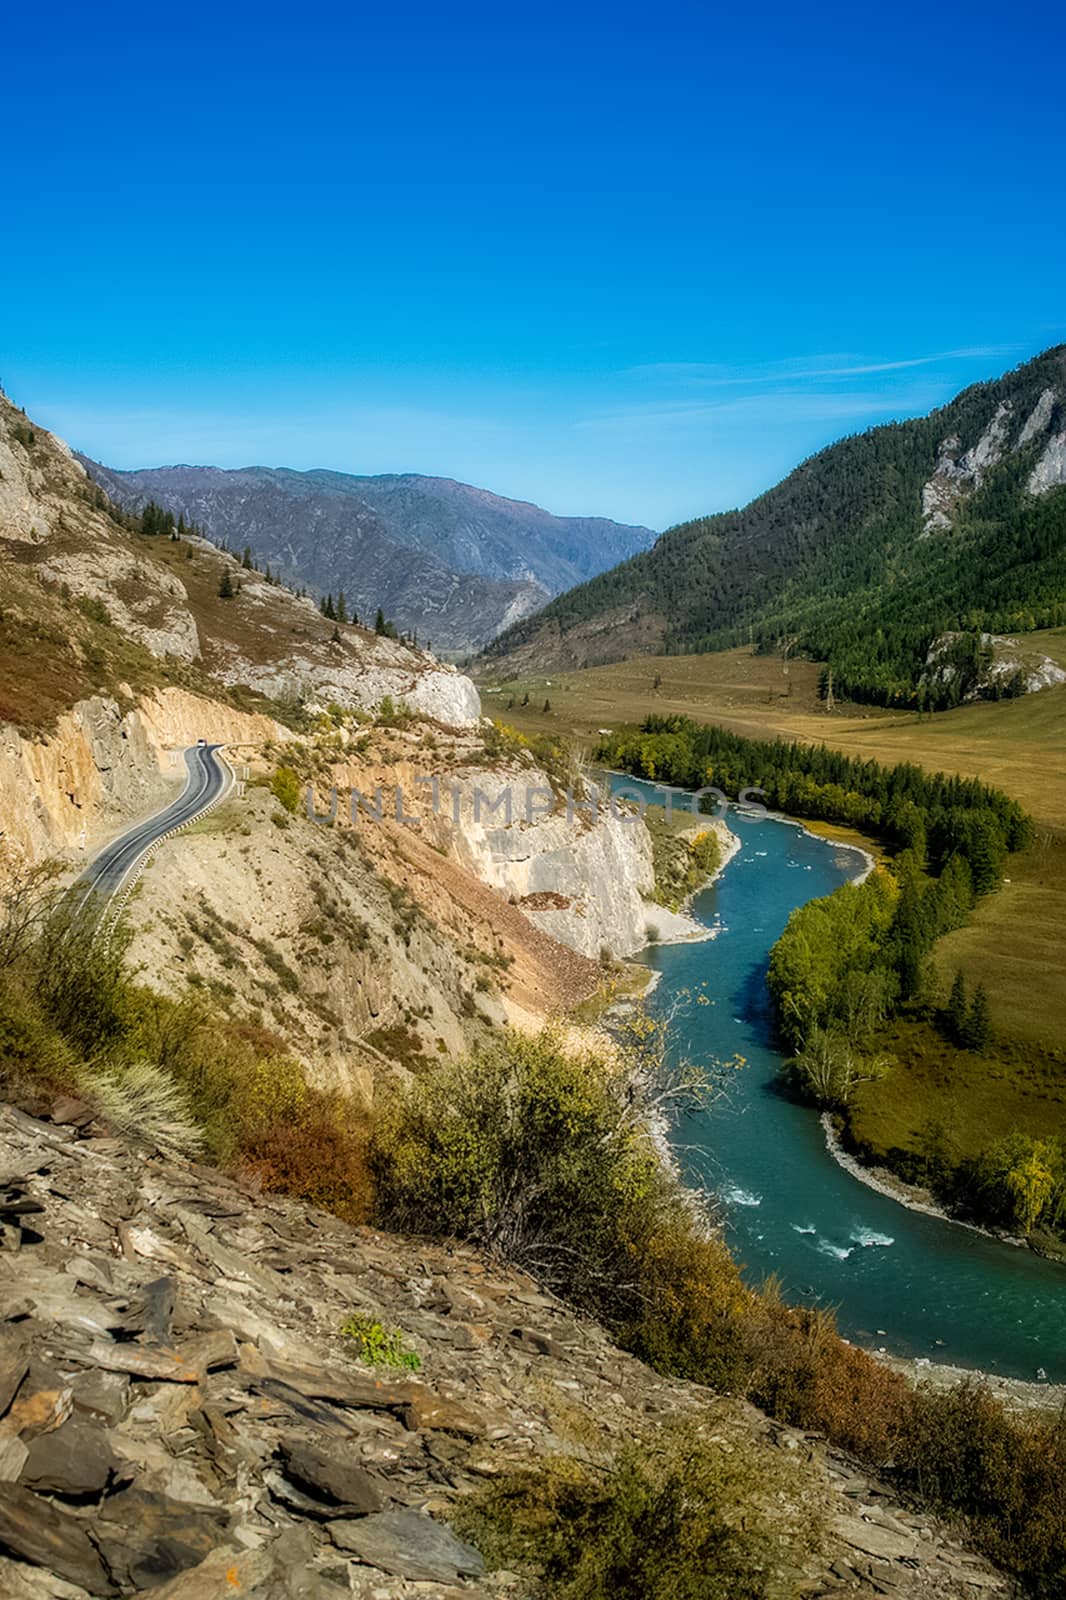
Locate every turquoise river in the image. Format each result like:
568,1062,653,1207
611,774,1066,1383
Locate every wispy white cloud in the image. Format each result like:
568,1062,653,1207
575,383,947,434
625,345,1015,387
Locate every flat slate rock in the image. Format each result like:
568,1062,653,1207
86,1327,237,1384
0,1482,115,1594
833,1512,920,1561
135,1544,277,1598
329,1508,485,1582
94,1486,229,1591
69,1367,130,1426
125,1275,178,1343
279,1439,387,1515
21,1418,126,1496
0,1332,28,1416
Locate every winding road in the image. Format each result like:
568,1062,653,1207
69,743,232,926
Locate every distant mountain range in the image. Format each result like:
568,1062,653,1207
482,345,1066,707
78,459,656,655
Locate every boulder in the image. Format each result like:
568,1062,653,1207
0,1483,115,1594
278,1440,386,1515
328,1508,485,1583
21,1420,126,1497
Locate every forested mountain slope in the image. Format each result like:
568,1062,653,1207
484,346,1066,706
79,459,656,655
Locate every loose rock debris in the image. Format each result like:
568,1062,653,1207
0,1102,1013,1596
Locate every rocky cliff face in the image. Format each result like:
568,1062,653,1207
920,384,1066,535
0,1101,1011,1599
433,770,715,959
921,632,1066,702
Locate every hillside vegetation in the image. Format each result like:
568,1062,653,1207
0,387,482,737
4,869,1064,1594
484,345,1066,707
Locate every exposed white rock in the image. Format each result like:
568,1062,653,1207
922,631,1066,701
434,770,726,958
958,401,1012,477
40,550,202,663
0,437,53,543
1027,431,1066,495
493,585,548,635
217,649,481,727
1017,386,1057,448
920,405,1013,536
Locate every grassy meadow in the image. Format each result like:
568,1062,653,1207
476,640,1066,1170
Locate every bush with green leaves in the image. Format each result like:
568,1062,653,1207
270,764,302,814
371,1022,750,1389
340,1315,421,1371
454,1420,824,1600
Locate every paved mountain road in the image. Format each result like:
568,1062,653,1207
70,742,232,925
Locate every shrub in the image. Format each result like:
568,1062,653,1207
372,1023,751,1386
238,1106,372,1222
75,594,113,628
455,1421,824,1600
34,910,132,1055
340,1315,421,1371
744,1296,911,1463
0,870,372,1220
86,1060,205,1158
617,1204,752,1395
270,765,302,814
372,1026,665,1308
896,1382,1066,1597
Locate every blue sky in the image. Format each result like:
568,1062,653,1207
2,0,1063,528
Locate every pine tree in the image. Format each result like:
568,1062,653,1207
337,590,348,624
242,546,253,570
947,971,968,1045
963,983,992,1051
323,594,337,621
375,607,386,635
218,567,235,600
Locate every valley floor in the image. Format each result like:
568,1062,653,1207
477,643,1066,1210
